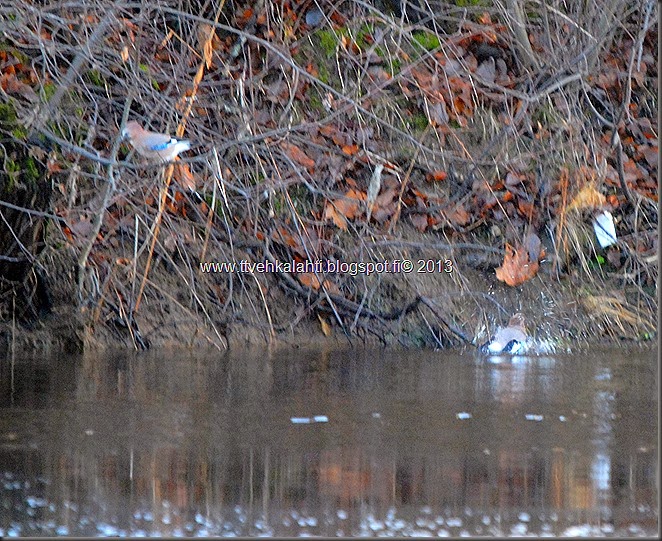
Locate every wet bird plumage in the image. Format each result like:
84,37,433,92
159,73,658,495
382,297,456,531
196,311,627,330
481,313,527,354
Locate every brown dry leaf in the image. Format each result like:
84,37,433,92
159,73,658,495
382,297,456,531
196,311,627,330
517,199,535,218
495,241,540,286
341,144,359,156
69,216,94,239
426,170,447,182
319,124,339,139
323,189,366,230
445,203,470,227
298,272,322,289
281,141,316,169
317,314,332,336
410,213,429,232
173,162,197,192
0,73,38,102
272,226,305,257
426,100,449,125
299,273,341,295
639,144,658,169
505,171,523,187
567,184,606,211
371,187,398,223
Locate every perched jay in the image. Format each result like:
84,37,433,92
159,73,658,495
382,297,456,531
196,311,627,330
481,313,528,354
121,121,191,162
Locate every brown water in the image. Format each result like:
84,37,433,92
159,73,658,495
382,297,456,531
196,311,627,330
0,347,657,537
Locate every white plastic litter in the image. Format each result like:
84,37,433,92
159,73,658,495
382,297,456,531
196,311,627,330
592,210,617,247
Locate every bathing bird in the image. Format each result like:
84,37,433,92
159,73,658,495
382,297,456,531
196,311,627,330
121,121,191,162
481,313,528,354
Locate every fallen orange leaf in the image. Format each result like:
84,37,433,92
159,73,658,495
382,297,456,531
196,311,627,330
426,170,447,182
281,141,316,169
495,241,540,286
567,184,606,211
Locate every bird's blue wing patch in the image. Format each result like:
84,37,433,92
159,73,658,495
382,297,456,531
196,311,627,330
150,138,177,151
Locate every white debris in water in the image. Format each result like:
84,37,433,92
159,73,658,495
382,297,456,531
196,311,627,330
25,496,47,508
562,524,599,536
446,517,463,527
456,412,472,420
372,412,381,418
411,530,434,537
437,529,450,537
525,414,544,421
481,515,491,525
369,518,384,531
559,415,567,422
97,523,119,536
336,510,348,520
510,523,527,535
518,512,531,522
290,415,328,424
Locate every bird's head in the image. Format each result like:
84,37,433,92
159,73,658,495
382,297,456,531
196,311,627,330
121,121,141,140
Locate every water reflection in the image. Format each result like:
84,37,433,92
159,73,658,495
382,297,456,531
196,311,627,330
0,347,657,536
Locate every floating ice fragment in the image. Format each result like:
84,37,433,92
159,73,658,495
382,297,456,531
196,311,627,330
456,412,472,420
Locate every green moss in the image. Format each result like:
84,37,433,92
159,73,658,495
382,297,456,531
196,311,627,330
454,0,489,6
12,126,27,140
355,23,373,50
138,63,149,73
532,103,560,126
317,63,330,84
316,29,340,58
287,184,310,212
84,69,105,86
410,112,429,131
0,102,18,125
23,156,40,183
5,158,20,174
412,31,440,51
308,92,325,113
40,82,56,102
375,46,402,75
